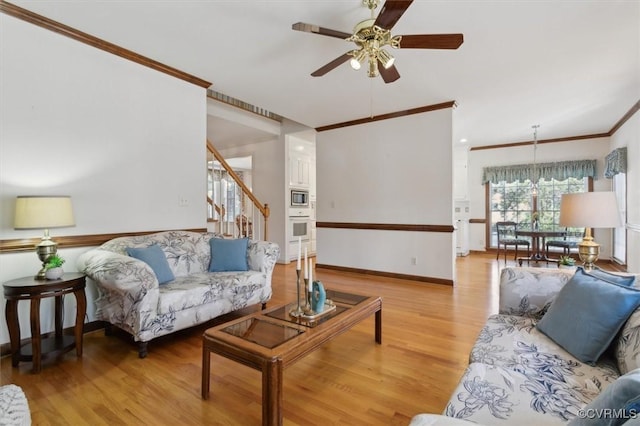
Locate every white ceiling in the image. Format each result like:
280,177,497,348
206,115,276,149
13,0,640,147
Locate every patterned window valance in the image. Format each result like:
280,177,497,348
604,147,627,178
482,159,597,184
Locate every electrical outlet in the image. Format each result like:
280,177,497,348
179,197,189,207
411,257,417,265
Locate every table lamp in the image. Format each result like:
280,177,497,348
559,192,621,271
14,196,75,279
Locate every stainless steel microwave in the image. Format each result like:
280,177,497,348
291,189,309,207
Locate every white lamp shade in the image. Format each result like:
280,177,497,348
14,196,75,230
559,192,621,229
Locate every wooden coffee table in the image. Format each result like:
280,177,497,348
201,289,382,426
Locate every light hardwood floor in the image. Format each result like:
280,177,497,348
1,253,543,425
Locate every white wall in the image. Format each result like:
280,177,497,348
0,15,207,344
316,108,455,282
453,146,470,201
610,112,640,272
467,137,613,255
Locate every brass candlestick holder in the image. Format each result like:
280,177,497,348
289,269,305,317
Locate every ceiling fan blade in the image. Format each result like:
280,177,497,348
378,62,400,83
292,22,352,40
311,53,352,77
373,0,414,30
398,34,464,49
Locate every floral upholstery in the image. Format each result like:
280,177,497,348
0,384,30,426
498,267,574,318
616,308,640,375
445,363,577,425
448,314,619,424
77,231,280,350
411,267,640,426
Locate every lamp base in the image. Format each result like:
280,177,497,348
578,236,599,272
35,240,57,280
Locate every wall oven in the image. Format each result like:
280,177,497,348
290,189,309,207
290,216,311,242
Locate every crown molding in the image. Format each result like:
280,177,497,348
469,133,610,151
0,0,211,89
470,99,640,152
609,100,640,136
316,101,456,132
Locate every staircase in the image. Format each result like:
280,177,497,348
206,140,269,240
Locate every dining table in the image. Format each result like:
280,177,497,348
516,229,566,266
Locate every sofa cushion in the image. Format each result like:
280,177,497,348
536,268,640,365
208,238,249,272
126,244,175,285
471,314,618,395
444,362,581,425
567,368,640,426
157,271,266,315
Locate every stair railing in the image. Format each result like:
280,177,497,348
207,140,270,240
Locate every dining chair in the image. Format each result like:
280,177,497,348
545,228,580,258
496,221,531,262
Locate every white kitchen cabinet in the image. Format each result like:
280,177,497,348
289,153,310,187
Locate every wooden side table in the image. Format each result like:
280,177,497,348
3,272,87,373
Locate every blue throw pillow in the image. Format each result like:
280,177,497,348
568,368,640,425
537,268,640,365
126,244,175,285
584,266,637,287
208,238,249,272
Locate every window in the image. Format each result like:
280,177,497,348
488,177,588,248
605,147,627,265
612,173,626,264
207,166,244,222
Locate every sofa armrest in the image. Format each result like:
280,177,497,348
247,240,280,276
499,267,574,318
77,248,160,336
0,384,30,426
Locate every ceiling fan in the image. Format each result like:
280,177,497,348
292,0,463,83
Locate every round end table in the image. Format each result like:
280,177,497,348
3,273,87,373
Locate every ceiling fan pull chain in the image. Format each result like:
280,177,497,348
370,79,374,119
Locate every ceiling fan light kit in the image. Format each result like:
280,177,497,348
349,49,367,70
377,48,395,69
292,0,464,83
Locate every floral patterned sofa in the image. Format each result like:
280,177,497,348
411,266,640,426
0,384,30,425
77,230,279,358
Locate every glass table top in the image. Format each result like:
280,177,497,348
221,290,371,349
265,303,348,328
221,318,304,349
